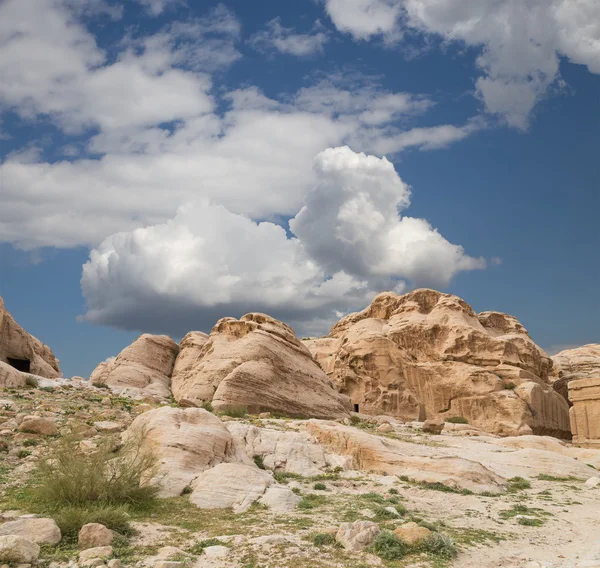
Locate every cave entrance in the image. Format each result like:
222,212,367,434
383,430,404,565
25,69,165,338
7,357,31,373
353,403,359,413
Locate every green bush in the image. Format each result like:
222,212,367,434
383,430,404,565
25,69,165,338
22,439,39,447
417,533,457,559
25,375,39,388
504,382,516,390
369,531,409,560
16,449,31,458
219,406,248,418
508,476,531,492
34,434,159,509
200,402,213,413
91,381,110,389
518,517,543,526
253,455,266,470
313,482,326,491
445,416,469,424
190,538,226,554
310,533,338,547
53,505,131,539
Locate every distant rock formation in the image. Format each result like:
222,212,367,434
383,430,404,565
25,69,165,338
0,296,60,385
171,313,350,419
89,334,179,399
569,377,600,449
551,344,600,403
304,289,571,438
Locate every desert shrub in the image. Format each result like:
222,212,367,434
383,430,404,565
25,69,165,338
369,531,409,560
181,486,193,495
22,439,39,447
537,473,581,482
420,481,473,495
310,533,338,547
504,382,516,390
190,538,226,554
313,482,327,491
39,386,54,393
219,406,248,418
53,505,131,539
298,494,327,510
273,471,304,484
34,433,159,509
253,455,266,470
445,416,469,424
200,402,213,412
349,415,362,425
24,375,39,388
91,381,110,389
518,517,543,526
417,533,457,558
508,476,531,492
16,449,31,458
388,488,398,495
373,506,401,521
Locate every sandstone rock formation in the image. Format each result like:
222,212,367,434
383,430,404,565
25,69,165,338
0,296,61,383
551,344,600,402
0,517,61,545
89,334,179,399
171,313,350,419
305,420,507,494
123,406,234,497
305,289,570,438
568,377,600,449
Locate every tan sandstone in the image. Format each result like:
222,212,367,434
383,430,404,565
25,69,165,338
122,406,234,497
78,523,114,548
305,289,570,438
171,313,350,419
0,296,61,384
89,334,179,399
551,344,600,402
0,517,61,545
394,522,432,545
569,377,600,449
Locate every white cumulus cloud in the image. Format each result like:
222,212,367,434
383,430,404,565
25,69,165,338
81,147,485,335
250,18,329,56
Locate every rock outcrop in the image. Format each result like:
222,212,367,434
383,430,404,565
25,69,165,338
305,289,570,438
568,377,600,449
171,313,350,419
551,344,600,403
89,334,179,399
0,296,61,383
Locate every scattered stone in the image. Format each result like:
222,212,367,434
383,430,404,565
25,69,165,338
78,523,114,548
422,418,444,435
155,547,187,560
394,522,432,545
203,546,230,558
92,421,122,433
0,517,61,545
17,417,57,436
258,412,271,419
336,521,380,551
0,535,40,564
584,477,599,488
377,423,393,433
79,546,113,561
107,560,121,568
257,485,301,512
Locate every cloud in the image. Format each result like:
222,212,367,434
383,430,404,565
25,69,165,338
81,147,485,335
323,0,600,128
134,0,180,16
250,18,329,56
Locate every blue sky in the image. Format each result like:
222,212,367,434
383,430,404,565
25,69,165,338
0,0,599,378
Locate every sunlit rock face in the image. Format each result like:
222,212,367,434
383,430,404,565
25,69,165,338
305,289,571,439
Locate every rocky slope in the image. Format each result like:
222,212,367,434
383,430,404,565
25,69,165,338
551,344,600,402
0,379,598,568
305,289,571,438
0,296,61,386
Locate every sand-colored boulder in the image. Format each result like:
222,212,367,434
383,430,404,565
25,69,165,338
305,420,507,494
170,331,209,405
89,334,179,399
122,406,234,497
0,296,60,382
335,520,380,551
171,313,350,419
189,463,273,513
18,416,58,436
551,344,600,402
305,289,570,438
394,522,432,545
569,377,600,449
0,517,61,544
78,523,114,548
0,535,40,564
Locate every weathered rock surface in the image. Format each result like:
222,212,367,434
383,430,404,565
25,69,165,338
305,420,507,493
551,344,600,402
0,296,61,382
89,334,179,399
0,517,61,544
0,534,40,564
169,331,209,405
189,463,273,513
305,289,570,438
18,416,58,436
171,313,350,419
569,377,600,449
123,406,234,497
394,522,431,545
336,520,380,551
79,523,114,548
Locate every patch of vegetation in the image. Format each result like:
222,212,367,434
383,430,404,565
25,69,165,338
446,527,504,546
181,486,193,495
200,402,213,412
273,471,305,484
518,517,544,526
504,382,517,390
253,455,266,470
388,488,398,494
22,439,40,447
499,504,551,526
418,532,458,559
418,481,473,495
369,530,409,560
309,533,339,548
91,381,110,389
39,386,55,393
219,406,248,418
16,449,31,458
507,476,531,492
24,375,39,388
52,505,132,539
298,493,328,510
537,474,582,482
445,416,469,424
349,415,362,425
313,482,327,491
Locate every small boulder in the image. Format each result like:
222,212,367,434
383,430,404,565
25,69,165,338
584,476,599,489
257,486,301,513
107,560,121,568
203,546,230,558
78,523,114,548
17,417,57,436
93,422,122,433
79,546,113,561
377,423,393,433
0,517,61,544
394,522,432,545
422,418,444,435
0,535,40,564
335,521,380,551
